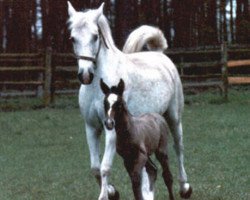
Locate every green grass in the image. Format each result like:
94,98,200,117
0,89,249,200
0,95,78,112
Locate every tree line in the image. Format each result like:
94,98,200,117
0,0,249,53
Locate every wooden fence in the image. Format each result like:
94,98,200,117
0,44,250,106
0,52,44,96
0,47,78,106
166,43,250,100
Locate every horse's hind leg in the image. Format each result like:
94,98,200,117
145,157,157,191
165,99,192,199
139,158,157,200
155,151,175,200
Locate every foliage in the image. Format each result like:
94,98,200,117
0,0,250,52
0,89,249,199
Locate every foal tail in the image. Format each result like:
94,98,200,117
122,25,168,54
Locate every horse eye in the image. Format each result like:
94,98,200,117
93,34,98,42
70,37,76,43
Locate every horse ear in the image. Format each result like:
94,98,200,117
95,2,104,21
117,79,125,96
67,1,76,17
100,78,110,95
97,3,105,15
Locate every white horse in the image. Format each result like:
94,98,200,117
67,2,192,200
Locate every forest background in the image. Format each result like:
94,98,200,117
0,0,249,53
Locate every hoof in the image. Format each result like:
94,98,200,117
179,185,192,199
108,185,120,200
108,190,120,200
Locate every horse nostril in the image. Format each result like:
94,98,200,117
77,71,94,85
78,72,83,83
89,72,94,82
104,119,114,130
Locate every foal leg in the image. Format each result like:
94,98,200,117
124,155,147,200
99,127,119,200
165,101,192,199
155,151,175,200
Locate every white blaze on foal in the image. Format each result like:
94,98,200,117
107,94,118,117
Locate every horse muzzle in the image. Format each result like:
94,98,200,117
78,71,94,85
104,118,115,130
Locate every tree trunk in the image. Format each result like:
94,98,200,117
229,0,235,43
0,1,3,52
114,0,138,49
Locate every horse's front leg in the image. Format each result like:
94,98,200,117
99,127,119,200
85,123,102,185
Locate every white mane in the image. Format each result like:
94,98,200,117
123,25,168,53
97,15,119,52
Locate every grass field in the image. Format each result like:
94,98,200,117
0,89,249,200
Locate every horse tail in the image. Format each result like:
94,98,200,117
122,25,168,54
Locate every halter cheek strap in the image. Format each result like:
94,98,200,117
73,25,108,65
98,24,109,50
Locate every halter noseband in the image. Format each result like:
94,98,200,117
72,25,108,65
73,54,98,64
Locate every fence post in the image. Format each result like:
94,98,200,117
221,42,228,101
180,56,184,77
43,47,52,106
36,73,43,97
36,50,44,97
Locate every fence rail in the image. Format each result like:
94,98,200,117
1,44,250,105
166,43,250,100
227,59,250,67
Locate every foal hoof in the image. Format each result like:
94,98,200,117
179,184,192,199
108,185,120,200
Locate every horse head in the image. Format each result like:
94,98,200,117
67,2,105,85
100,79,126,130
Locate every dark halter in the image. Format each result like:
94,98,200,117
72,25,108,65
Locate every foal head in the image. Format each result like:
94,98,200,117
67,2,105,85
100,79,127,130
